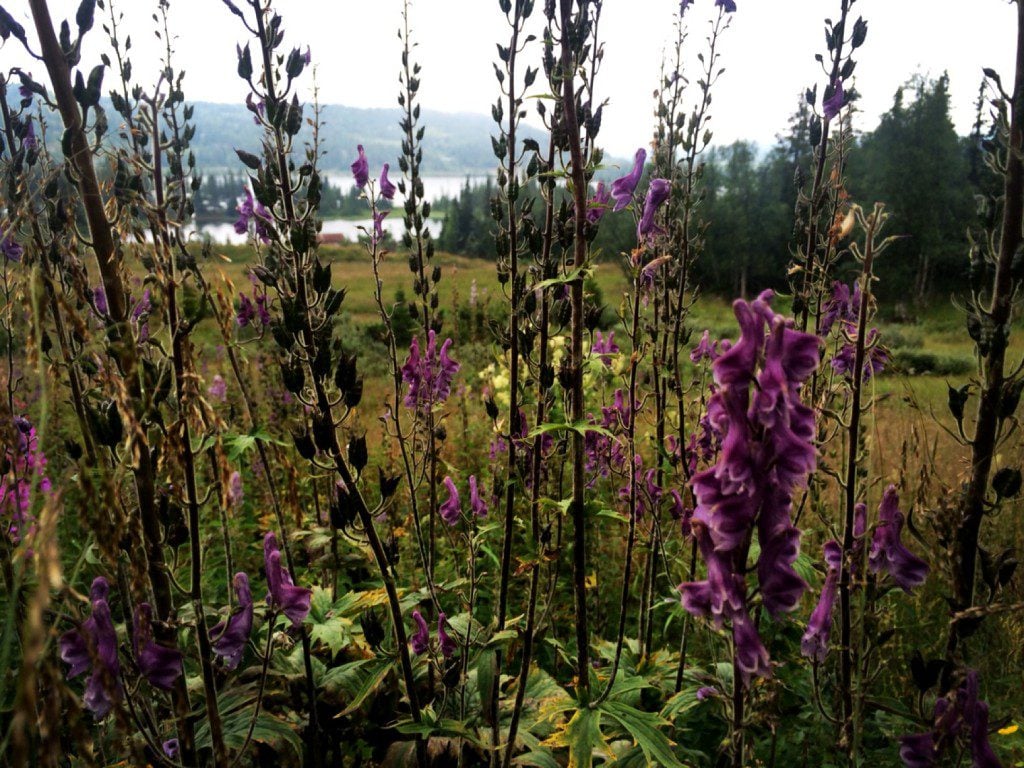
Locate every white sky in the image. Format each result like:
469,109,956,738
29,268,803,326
4,0,1018,157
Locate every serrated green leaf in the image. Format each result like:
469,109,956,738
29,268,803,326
599,700,684,768
321,657,395,716
542,707,607,768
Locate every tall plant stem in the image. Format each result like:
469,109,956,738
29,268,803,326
947,0,1024,661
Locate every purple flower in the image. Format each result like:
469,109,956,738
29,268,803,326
264,532,312,626
586,181,611,224
715,0,737,12
211,572,253,670
227,470,244,508
59,577,122,718
132,603,183,690
1,227,24,262
469,475,488,518
610,148,646,211
831,327,888,380
351,144,369,188
637,178,671,242
591,330,619,366
401,331,461,412
680,0,695,15
696,686,717,701
411,610,429,655
869,485,928,592
236,292,270,328
380,163,396,200
690,330,719,364
438,612,457,659
440,476,461,525
800,540,840,662
372,209,389,246
163,739,180,759
208,374,227,401
93,286,108,315
23,119,37,151
234,189,273,244
899,732,937,768
302,46,311,65
820,280,859,335
823,79,845,121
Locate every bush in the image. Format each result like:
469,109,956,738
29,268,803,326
891,348,974,376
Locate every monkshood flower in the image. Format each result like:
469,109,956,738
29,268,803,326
1,227,23,262
591,330,619,366
869,485,928,592
411,610,429,655
716,0,737,12
236,291,271,328
438,613,457,659
163,740,179,759
610,148,646,211
401,330,460,412
380,163,396,200
302,45,311,65
208,374,227,401
586,181,611,223
132,603,183,690
234,188,273,244
637,178,671,242
696,686,717,701
93,286,108,315
23,119,36,150
264,532,312,626
351,144,369,188
469,475,488,518
690,330,719,364
832,328,888,380
823,78,845,121
679,291,820,684
440,476,461,525
800,540,841,662
820,280,860,335
211,572,253,670
60,577,122,718
372,210,389,246
2,417,50,545
899,670,1002,768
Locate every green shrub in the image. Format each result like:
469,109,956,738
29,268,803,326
891,348,974,376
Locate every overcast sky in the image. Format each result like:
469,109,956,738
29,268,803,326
4,0,1019,158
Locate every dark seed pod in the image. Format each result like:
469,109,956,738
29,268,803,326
379,468,401,501
292,430,316,460
361,609,385,650
312,413,335,452
348,434,368,476
282,358,305,394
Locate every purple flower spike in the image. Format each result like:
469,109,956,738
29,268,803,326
823,79,845,121
411,610,429,655
438,612,457,659
637,178,671,242
351,144,369,188
591,330,619,366
800,541,841,662
380,163,396,200
133,603,183,690
440,476,461,526
716,0,737,12
869,485,928,592
60,577,122,718
689,330,719,364
401,331,461,412
469,475,488,518
610,148,647,211
211,572,254,670
264,532,312,626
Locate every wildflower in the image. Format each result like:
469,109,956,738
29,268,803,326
59,577,122,718
438,612,457,658
1,416,50,545
823,78,845,121
679,291,820,684
690,330,719,364
716,0,737,12
264,532,312,626
411,610,429,654
440,476,461,525
163,740,180,759
800,540,841,662
132,603,183,690
637,178,671,241
372,209,389,246
93,286,108,315
820,280,860,335
586,181,611,223
380,163,396,200
227,470,244,508
236,292,270,328
610,148,646,211
831,328,888,380
211,572,254,670
1,227,23,262
869,485,928,592
302,45,311,65
401,331,461,412
469,475,488,518
696,686,717,701
351,144,369,188
234,189,273,244
208,375,227,401
591,330,619,366
23,119,36,150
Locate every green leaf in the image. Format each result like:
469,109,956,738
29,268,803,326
321,657,395,716
542,707,607,768
534,265,593,291
599,700,684,768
